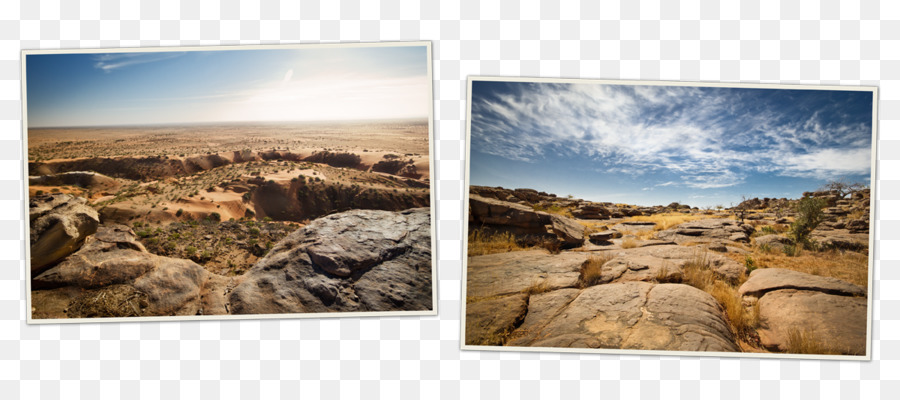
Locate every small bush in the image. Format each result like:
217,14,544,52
789,197,826,249
621,237,639,249
744,255,757,273
185,246,198,255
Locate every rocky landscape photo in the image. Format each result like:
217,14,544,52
25,43,435,321
463,78,876,358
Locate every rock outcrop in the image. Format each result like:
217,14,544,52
469,194,585,248
466,250,587,299
227,208,432,314
32,225,228,317
505,282,739,352
29,194,100,274
657,218,754,244
738,268,867,354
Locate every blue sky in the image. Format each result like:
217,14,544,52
26,45,429,127
469,80,875,207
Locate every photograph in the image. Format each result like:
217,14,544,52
23,42,436,322
462,77,876,359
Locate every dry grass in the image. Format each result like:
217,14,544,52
785,328,857,355
723,248,868,288
522,278,553,296
532,203,575,218
681,250,759,341
66,285,149,318
579,252,615,288
620,237,639,249
468,228,527,256
622,212,712,231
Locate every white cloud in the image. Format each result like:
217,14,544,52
94,52,184,72
470,83,873,188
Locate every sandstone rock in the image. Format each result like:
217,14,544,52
657,218,753,244
466,250,587,299
846,219,868,233
469,195,584,248
469,194,549,229
32,225,222,316
30,194,100,274
755,234,792,251
755,289,867,354
465,294,528,346
571,203,610,219
228,208,432,314
595,255,685,284
506,282,738,352
549,214,584,247
707,241,728,253
610,245,744,283
589,230,622,244
738,268,866,299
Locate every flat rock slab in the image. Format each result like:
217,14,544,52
466,250,588,299
465,294,528,346
229,208,432,314
756,289,867,355
506,282,738,352
606,245,745,283
657,218,753,244
597,255,686,284
738,268,866,298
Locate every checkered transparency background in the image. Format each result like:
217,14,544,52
1,1,899,399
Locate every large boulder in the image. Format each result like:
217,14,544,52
32,225,226,317
505,282,739,352
469,194,585,248
549,214,584,247
755,289,867,354
29,194,100,274
469,194,550,229
738,268,867,355
228,208,433,314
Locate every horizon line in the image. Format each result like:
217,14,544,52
28,116,431,130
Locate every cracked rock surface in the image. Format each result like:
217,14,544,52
505,282,738,352
228,208,432,314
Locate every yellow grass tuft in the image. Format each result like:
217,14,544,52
723,248,868,288
623,212,711,232
620,237,639,249
467,228,527,256
785,328,858,355
522,278,553,296
579,252,615,288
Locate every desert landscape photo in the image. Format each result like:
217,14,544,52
463,78,875,358
24,43,435,321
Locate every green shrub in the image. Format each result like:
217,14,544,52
789,197,826,249
744,255,757,273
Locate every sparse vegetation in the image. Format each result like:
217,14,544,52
789,196,826,250
467,228,527,256
578,253,614,288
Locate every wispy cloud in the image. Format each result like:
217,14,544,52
470,82,873,189
94,52,184,72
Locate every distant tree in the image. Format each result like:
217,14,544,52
820,178,867,199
